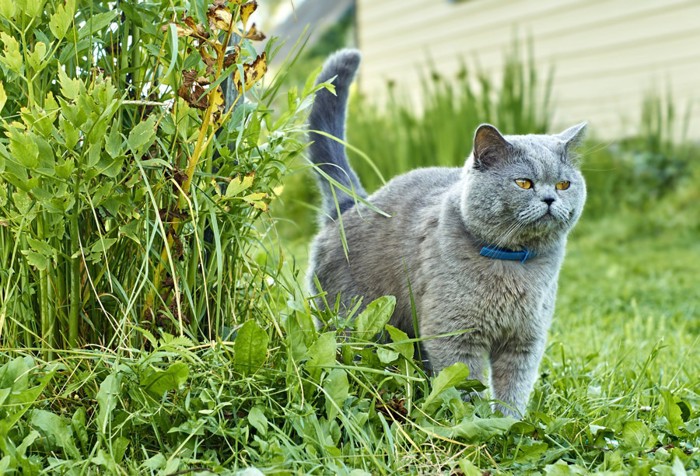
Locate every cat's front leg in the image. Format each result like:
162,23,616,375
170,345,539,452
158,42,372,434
489,340,545,418
423,337,488,389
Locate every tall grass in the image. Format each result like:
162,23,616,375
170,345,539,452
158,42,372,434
347,44,553,192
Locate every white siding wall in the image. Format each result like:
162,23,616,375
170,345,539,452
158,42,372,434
356,0,700,139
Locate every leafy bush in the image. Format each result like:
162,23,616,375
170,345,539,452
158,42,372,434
0,0,312,352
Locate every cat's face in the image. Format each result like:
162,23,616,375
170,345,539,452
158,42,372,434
461,124,587,250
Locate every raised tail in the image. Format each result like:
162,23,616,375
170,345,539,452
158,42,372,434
308,49,367,223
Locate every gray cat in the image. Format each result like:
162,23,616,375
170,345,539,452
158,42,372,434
306,49,587,418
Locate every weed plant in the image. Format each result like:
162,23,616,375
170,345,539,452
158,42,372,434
0,0,313,352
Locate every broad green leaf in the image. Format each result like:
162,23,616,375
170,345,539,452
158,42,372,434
15,430,39,459
49,0,75,39
127,116,157,155
142,454,167,471
26,237,55,257
0,387,10,406
139,158,171,169
105,126,122,159
21,0,46,19
377,347,399,364
355,295,396,339
71,407,88,452
119,220,141,243
658,389,684,436
543,460,588,475
0,362,53,433
96,374,120,435
0,356,34,390
92,448,120,474
0,33,22,73
428,416,516,441
140,362,189,398
22,251,49,270
0,0,15,19
87,142,102,168
671,457,687,476
35,137,55,175
247,406,268,436
55,159,75,179
307,331,337,384
423,362,471,412
30,410,80,458
285,312,316,363
27,42,47,72
225,173,255,197
111,436,129,464
234,320,269,376
89,238,117,255
77,11,117,40
324,368,349,421
621,420,654,451
9,130,39,169
242,192,267,202
307,332,337,369
385,325,412,360
457,459,482,476
57,65,82,100
59,115,80,148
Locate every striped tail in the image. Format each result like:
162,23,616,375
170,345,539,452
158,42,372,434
308,49,367,223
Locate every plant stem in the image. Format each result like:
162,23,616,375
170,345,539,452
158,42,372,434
37,214,53,359
144,29,235,325
68,205,80,348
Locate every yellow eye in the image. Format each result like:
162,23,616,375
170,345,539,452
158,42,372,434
515,179,533,190
556,181,571,190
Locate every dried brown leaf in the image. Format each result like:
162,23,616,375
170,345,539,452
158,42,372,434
240,1,257,26
232,52,267,93
177,69,210,110
223,46,240,68
207,3,233,32
182,16,209,40
244,23,266,41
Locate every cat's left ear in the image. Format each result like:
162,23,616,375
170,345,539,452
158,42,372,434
558,122,587,150
472,124,512,169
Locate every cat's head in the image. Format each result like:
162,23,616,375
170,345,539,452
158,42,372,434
460,123,587,251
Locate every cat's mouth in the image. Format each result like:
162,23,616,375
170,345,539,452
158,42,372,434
520,206,563,225
519,207,571,237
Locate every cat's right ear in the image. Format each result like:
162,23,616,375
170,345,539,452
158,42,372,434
472,124,511,169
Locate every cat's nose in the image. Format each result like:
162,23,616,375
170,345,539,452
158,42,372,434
542,197,555,206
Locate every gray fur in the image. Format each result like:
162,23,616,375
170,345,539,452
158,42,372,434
307,50,587,418
308,49,367,224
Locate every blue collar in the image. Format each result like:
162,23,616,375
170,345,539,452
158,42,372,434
480,245,536,263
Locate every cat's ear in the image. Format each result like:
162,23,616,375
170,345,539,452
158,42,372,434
558,122,587,150
472,124,512,169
